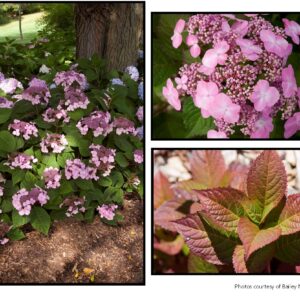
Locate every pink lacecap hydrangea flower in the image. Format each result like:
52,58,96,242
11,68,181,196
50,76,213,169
0,78,23,94
12,187,49,216
64,87,89,111
283,18,300,45
61,196,86,217
76,111,113,137
136,106,143,122
14,78,50,105
236,38,262,61
249,80,280,112
207,130,228,139
250,114,274,139
0,97,13,108
171,19,185,48
54,70,87,91
282,64,298,98
175,75,188,91
42,106,70,123
193,80,219,113
134,149,143,164
186,35,201,58
259,29,291,58
202,41,230,69
9,119,38,140
162,79,181,111
65,159,99,180
43,167,61,189
97,204,118,221
284,112,300,138
113,117,137,136
40,133,68,153
5,153,38,170
89,144,116,177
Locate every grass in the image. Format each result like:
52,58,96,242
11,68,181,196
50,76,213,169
0,12,44,43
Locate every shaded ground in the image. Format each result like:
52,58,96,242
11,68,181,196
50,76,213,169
0,199,144,284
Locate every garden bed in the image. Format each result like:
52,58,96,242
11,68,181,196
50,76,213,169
0,198,143,284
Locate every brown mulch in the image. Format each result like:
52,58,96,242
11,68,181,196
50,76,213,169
0,199,144,284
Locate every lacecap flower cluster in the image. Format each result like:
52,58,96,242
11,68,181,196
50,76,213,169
163,14,300,139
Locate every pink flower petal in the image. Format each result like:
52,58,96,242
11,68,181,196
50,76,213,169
190,44,201,58
171,32,182,48
207,130,228,139
174,19,185,33
284,112,300,138
282,64,297,98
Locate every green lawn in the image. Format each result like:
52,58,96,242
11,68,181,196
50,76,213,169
0,12,44,43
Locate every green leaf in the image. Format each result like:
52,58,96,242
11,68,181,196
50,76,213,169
115,152,129,167
244,150,287,224
42,154,59,168
182,98,215,138
188,253,219,273
0,198,13,213
74,179,95,191
0,130,17,153
30,206,51,235
12,209,30,227
11,169,26,185
276,232,300,264
113,134,134,152
110,171,124,188
277,194,300,235
58,180,73,194
0,108,11,124
6,227,25,241
50,209,66,221
98,177,112,187
196,188,246,234
57,152,74,168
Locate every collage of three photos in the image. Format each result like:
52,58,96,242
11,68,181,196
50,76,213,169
0,1,300,287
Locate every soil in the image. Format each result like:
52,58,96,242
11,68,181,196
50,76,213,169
0,199,144,284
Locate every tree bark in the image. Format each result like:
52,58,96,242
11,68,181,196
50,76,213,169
75,3,143,71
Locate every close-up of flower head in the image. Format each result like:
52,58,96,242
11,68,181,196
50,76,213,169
153,13,300,139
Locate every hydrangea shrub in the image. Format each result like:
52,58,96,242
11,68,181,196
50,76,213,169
158,14,300,139
154,150,300,273
0,56,143,243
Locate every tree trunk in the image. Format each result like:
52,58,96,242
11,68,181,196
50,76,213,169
75,3,143,71
19,5,23,40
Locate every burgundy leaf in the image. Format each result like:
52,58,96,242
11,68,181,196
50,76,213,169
154,198,185,232
154,235,184,256
173,214,237,265
226,161,249,192
246,150,287,224
154,171,174,209
196,188,246,233
232,245,248,273
278,194,300,235
190,150,226,188
173,180,205,201
238,217,281,260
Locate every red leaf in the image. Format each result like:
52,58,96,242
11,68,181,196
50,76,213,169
246,150,287,223
154,171,174,209
173,214,223,265
232,245,248,273
154,198,185,232
278,194,300,235
190,150,226,188
154,235,184,256
173,180,205,201
238,217,281,260
196,188,246,233
226,161,249,192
